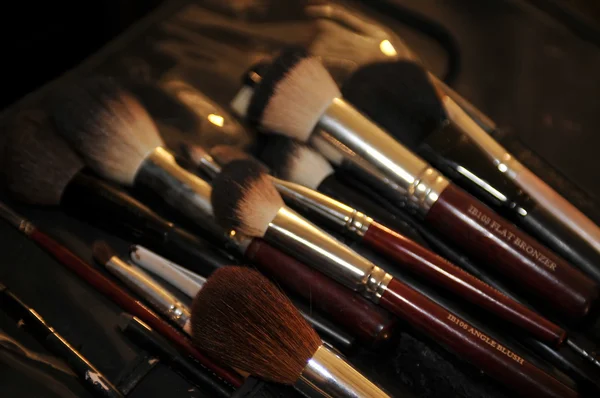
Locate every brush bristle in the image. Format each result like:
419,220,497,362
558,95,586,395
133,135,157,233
246,47,341,142
190,266,321,384
92,240,117,265
210,159,283,237
209,145,270,173
259,136,333,189
341,61,446,149
2,110,84,205
49,76,165,186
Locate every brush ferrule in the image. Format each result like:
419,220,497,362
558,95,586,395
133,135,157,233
274,178,372,239
316,98,450,216
0,202,34,235
105,256,191,330
295,345,390,398
266,206,390,301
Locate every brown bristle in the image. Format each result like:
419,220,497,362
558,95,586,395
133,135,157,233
210,159,284,237
190,266,321,384
92,240,117,265
2,109,84,205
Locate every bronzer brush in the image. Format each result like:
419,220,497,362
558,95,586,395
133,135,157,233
340,60,600,284
230,46,598,321
1,110,235,278
189,266,391,398
47,77,396,346
0,201,242,388
209,159,578,398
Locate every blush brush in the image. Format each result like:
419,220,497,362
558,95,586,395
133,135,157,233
210,159,578,398
189,266,391,398
230,46,598,322
340,60,600,285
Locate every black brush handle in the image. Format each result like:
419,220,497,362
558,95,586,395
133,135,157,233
0,285,123,398
61,172,235,275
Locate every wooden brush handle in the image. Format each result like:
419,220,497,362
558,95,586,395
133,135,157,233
513,166,600,253
363,222,566,346
379,278,577,398
27,228,243,388
245,239,397,344
425,184,599,319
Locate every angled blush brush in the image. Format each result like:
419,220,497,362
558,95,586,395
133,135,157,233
230,46,599,322
46,78,395,346
189,266,391,398
209,159,579,398
340,60,600,284
0,201,243,388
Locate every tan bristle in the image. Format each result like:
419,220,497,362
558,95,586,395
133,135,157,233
92,240,117,265
50,77,165,186
190,266,321,384
261,57,341,142
211,159,284,237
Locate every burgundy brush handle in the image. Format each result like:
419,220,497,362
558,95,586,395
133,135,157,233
28,228,243,388
379,278,577,398
425,184,599,319
245,238,397,344
363,222,566,347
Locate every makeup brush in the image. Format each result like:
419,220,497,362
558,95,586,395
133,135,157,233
230,46,599,321
1,110,235,278
0,283,123,398
189,265,391,398
210,159,579,398
0,201,242,388
339,60,600,285
46,77,396,346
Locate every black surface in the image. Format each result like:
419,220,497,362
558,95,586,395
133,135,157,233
0,0,599,397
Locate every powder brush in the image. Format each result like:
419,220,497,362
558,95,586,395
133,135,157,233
340,60,600,284
230,46,599,321
209,159,578,398
189,265,390,398
46,77,396,346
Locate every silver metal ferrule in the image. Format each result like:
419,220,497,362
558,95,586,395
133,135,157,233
316,97,450,216
0,201,35,235
273,178,372,240
294,345,390,398
105,256,191,329
266,206,391,302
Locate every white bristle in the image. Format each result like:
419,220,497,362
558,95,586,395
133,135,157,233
230,85,254,118
287,144,334,189
261,57,341,142
309,134,345,166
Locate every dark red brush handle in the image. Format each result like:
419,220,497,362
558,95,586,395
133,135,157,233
245,238,397,344
425,184,599,319
379,278,577,398
363,222,566,347
28,228,243,388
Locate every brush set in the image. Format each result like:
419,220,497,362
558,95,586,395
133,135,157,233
0,14,599,398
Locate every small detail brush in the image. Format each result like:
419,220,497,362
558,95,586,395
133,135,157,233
0,201,242,388
0,283,123,398
189,266,391,398
46,80,395,346
231,46,598,321
209,159,578,398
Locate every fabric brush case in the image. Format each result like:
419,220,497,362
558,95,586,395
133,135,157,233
0,0,599,397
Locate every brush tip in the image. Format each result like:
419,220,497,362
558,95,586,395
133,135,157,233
92,240,117,265
210,159,283,237
190,266,321,384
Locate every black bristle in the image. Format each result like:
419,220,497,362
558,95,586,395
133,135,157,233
256,136,299,178
341,61,447,150
210,159,270,232
246,46,309,127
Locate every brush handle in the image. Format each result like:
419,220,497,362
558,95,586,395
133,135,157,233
245,239,396,344
379,278,577,398
26,227,243,388
0,287,123,398
62,172,234,276
425,184,599,319
362,221,566,346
